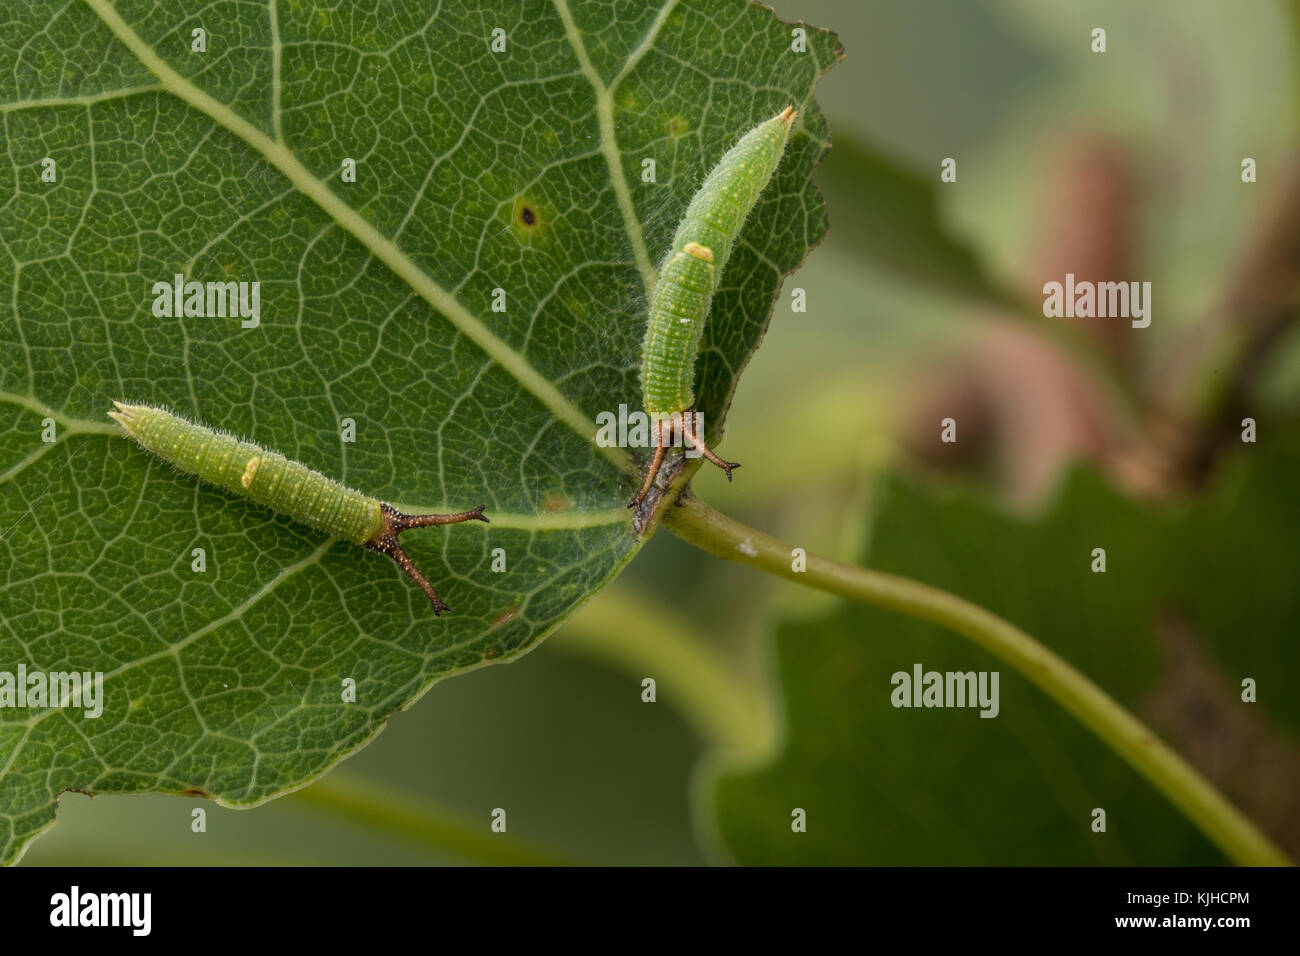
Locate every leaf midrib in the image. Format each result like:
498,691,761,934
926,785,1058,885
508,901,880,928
553,0,680,299
79,0,655,476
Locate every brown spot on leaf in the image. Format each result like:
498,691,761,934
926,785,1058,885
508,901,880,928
511,197,547,241
490,606,516,629
182,787,211,799
542,491,569,513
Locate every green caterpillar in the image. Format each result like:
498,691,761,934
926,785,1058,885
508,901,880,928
109,402,487,614
631,106,797,508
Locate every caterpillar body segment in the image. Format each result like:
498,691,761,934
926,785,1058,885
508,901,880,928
640,242,715,415
669,106,798,284
109,402,487,614
630,106,797,509
111,403,382,544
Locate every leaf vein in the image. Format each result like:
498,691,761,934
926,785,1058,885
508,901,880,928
80,0,631,474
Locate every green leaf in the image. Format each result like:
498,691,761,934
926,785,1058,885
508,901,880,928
1164,442,1300,736
710,440,1300,864
0,0,839,864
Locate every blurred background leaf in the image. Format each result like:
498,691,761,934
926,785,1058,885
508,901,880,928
709,435,1300,864
814,129,1015,309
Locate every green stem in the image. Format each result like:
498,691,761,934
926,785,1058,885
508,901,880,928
289,771,582,866
664,495,1292,867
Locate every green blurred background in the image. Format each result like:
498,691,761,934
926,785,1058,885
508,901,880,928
23,0,1300,865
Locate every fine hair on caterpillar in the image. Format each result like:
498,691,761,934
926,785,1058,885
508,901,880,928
630,106,797,509
109,402,487,615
